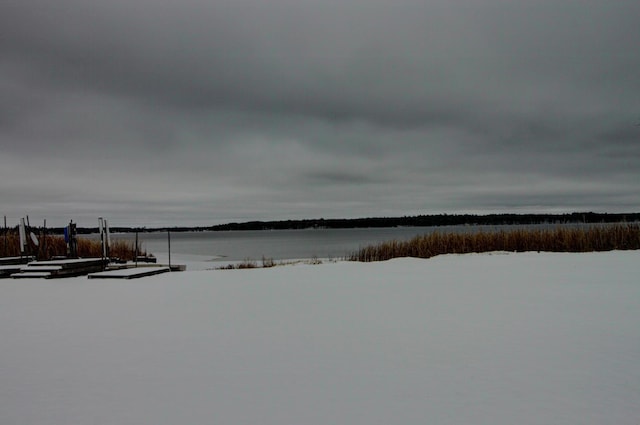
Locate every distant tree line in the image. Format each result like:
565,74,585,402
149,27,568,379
209,212,639,232
14,212,640,234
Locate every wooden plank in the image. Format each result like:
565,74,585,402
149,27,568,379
0,265,25,271
0,266,24,279
88,267,171,280
0,256,35,266
11,272,52,279
13,258,108,278
29,258,106,267
20,266,63,272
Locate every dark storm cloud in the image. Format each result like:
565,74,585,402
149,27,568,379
2,0,640,226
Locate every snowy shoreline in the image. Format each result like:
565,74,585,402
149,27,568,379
2,251,639,424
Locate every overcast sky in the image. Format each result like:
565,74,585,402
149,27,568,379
2,0,640,227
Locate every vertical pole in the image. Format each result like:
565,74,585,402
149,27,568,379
3,215,6,256
26,216,31,258
72,221,77,258
68,220,77,258
64,223,69,256
135,231,139,268
168,230,171,271
99,217,104,261
105,219,110,259
43,219,47,260
19,218,26,258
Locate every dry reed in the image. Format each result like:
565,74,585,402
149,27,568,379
0,232,145,261
349,224,640,262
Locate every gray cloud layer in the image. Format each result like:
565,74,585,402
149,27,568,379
2,0,640,226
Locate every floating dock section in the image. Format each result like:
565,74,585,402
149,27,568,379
88,266,171,280
0,257,35,278
0,256,35,266
1,265,26,278
11,258,108,279
4,257,183,279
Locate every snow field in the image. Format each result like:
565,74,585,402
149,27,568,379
1,251,639,424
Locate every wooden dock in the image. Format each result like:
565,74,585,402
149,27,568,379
1,265,25,278
0,256,35,278
0,256,35,266
88,266,171,280
3,257,183,279
11,258,108,279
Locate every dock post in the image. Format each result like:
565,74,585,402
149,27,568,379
105,219,110,259
42,219,47,260
99,218,105,261
19,218,26,259
168,231,171,271
99,218,111,261
67,221,78,258
135,231,139,268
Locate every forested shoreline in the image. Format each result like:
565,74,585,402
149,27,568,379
22,212,639,234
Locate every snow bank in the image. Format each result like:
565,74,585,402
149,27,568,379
1,251,639,425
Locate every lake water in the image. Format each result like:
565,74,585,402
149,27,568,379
103,223,596,264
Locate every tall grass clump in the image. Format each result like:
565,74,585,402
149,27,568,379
76,238,146,261
349,224,640,262
0,231,145,261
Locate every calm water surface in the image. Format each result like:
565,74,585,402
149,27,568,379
104,224,594,263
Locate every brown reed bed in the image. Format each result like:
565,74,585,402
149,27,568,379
0,232,145,261
349,224,640,262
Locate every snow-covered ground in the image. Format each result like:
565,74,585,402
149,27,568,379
1,251,639,425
